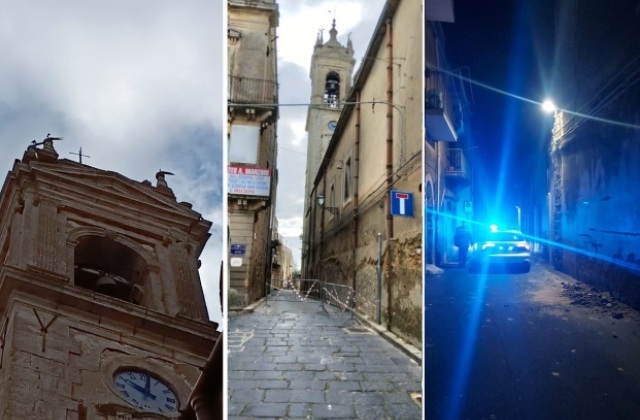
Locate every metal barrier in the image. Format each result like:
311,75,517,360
267,279,355,311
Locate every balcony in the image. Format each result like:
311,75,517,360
444,148,470,183
271,255,281,268
228,75,277,106
425,68,458,142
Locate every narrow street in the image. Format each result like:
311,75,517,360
228,293,422,419
425,260,640,420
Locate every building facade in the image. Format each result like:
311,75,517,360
227,0,279,308
425,0,473,267
0,139,218,418
301,20,355,258
304,0,423,347
547,0,640,308
271,226,294,283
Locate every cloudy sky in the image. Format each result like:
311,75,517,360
275,0,387,269
0,1,224,325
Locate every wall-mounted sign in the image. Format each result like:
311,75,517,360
390,190,414,217
230,244,246,256
228,165,271,197
230,257,243,267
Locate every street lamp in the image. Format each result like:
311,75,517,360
316,194,338,215
541,99,557,115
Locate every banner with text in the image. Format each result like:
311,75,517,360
228,165,271,197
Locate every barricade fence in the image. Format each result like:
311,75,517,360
267,279,379,314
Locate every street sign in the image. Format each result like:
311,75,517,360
390,190,414,217
230,244,246,256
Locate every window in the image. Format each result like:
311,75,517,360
343,157,351,203
229,124,260,164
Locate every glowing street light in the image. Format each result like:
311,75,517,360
541,99,557,114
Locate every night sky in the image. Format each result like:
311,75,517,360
441,0,555,226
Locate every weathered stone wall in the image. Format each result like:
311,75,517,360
550,0,640,311
387,231,423,346
307,0,423,347
0,296,209,419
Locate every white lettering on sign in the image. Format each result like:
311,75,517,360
228,165,271,197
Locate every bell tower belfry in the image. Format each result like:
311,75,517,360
0,139,218,418
302,20,355,266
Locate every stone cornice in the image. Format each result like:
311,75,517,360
0,265,219,353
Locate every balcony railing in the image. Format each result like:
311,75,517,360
444,148,469,181
425,67,459,142
228,75,277,105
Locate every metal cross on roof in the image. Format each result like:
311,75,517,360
69,147,91,164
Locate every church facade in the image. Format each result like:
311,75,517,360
303,0,423,347
0,139,218,418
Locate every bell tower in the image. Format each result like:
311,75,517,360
302,20,355,268
0,139,218,419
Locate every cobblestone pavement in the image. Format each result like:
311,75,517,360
228,293,422,419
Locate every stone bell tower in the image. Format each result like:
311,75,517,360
302,19,355,271
0,138,218,419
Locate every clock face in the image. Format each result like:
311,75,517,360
327,120,337,131
113,369,179,414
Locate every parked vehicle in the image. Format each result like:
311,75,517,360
469,229,531,273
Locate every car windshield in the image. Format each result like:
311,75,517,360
488,231,524,242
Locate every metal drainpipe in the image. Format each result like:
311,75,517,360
384,18,394,327
188,333,224,420
308,197,313,279
263,124,276,297
310,186,317,279
376,232,382,324
320,177,326,281
352,90,361,305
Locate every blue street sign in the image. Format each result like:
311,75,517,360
390,190,414,217
230,244,246,256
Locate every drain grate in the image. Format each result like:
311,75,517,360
342,327,374,334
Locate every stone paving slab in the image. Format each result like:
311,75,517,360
229,295,422,419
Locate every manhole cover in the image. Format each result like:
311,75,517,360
342,327,373,334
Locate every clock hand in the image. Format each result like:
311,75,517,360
145,374,151,394
125,379,157,400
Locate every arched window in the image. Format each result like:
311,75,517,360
323,72,340,107
74,236,147,304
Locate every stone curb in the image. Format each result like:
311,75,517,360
353,311,423,365
229,296,269,314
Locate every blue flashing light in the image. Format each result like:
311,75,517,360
489,224,499,232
